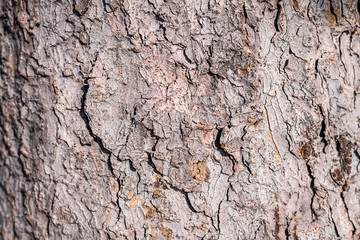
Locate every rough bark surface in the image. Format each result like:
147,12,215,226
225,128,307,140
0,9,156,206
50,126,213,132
1,0,360,239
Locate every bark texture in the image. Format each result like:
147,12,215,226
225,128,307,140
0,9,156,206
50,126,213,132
1,0,360,239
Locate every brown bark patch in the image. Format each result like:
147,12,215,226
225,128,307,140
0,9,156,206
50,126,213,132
159,226,172,239
332,168,344,185
301,142,312,160
191,161,210,182
144,205,157,219
336,136,352,175
153,175,163,198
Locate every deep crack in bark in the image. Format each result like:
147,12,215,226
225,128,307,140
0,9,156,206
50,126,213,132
340,185,356,237
318,105,328,153
80,77,117,178
329,205,340,238
305,159,318,219
214,128,236,175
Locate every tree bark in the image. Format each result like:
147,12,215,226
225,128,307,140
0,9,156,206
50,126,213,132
1,0,360,239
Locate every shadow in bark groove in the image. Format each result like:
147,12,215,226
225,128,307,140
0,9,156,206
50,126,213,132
80,78,111,155
214,128,236,175
305,158,318,219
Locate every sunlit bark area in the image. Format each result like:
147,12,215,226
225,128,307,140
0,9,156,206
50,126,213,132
1,0,360,239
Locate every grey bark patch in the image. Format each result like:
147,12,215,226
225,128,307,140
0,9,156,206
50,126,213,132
1,0,360,239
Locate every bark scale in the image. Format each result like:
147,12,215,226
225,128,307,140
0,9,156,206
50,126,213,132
0,0,360,239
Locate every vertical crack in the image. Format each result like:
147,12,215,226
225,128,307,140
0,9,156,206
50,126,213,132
168,184,199,214
274,0,282,32
340,185,356,237
305,159,318,219
46,190,56,238
338,31,348,74
318,105,328,153
80,79,111,155
147,150,200,214
329,0,338,24
184,192,199,213
217,200,223,236
243,4,248,22
285,220,290,240
354,149,360,172
241,154,252,178
146,152,163,176
214,128,236,175
116,178,122,221
79,77,118,180
264,102,282,164
329,205,340,238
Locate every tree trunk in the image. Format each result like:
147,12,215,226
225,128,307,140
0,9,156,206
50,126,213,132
1,0,359,239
